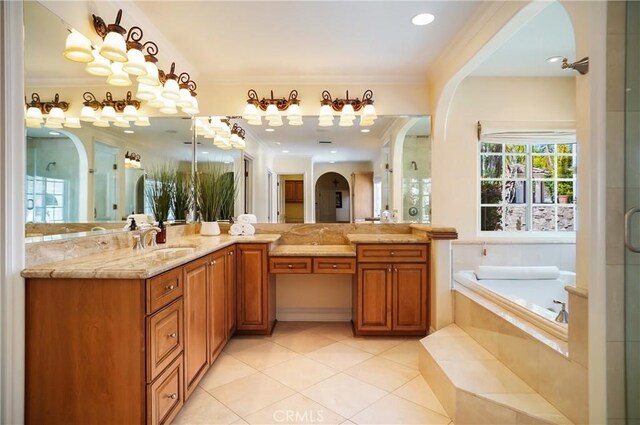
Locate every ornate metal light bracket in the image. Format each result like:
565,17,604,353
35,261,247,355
246,89,301,112
83,91,141,112
561,57,589,75
92,9,126,40
321,90,374,112
25,93,70,113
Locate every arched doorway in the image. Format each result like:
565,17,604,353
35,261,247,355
315,172,350,223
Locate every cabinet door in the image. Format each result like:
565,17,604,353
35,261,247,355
236,244,269,331
226,247,236,337
392,263,428,332
208,250,227,363
183,258,209,397
356,264,392,332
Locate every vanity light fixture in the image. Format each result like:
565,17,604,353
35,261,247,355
318,90,377,127
25,93,71,129
243,89,303,126
63,29,93,63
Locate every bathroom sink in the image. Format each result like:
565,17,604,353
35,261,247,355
152,246,197,259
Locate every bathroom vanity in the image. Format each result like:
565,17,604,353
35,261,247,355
22,224,456,425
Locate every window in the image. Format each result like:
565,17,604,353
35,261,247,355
479,142,576,232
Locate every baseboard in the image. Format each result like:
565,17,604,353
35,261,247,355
276,308,351,322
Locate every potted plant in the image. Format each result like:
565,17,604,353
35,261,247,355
196,163,238,236
557,182,573,204
173,170,192,222
145,164,175,222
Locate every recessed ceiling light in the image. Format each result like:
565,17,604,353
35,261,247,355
124,130,134,134
265,128,275,132
412,13,435,26
546,56,563,63
282,150,289,153
330,150,337,154
361,129,370,133
48,131,60,136
202,151,209,154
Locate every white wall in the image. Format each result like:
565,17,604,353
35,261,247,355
433,76,576,241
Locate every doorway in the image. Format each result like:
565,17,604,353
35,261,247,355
315,172,350,223
93,142,119,221
278,174,304,223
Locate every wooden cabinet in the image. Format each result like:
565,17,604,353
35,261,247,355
353,244,429,336
208,249,227,363
236,243,276,334
183,257,210,397
226,246,236,337
285,180,304,203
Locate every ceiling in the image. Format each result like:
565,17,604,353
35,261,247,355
471,2,576,77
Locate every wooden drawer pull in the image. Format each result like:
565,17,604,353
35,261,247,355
168,332,177,339
168,393,177,400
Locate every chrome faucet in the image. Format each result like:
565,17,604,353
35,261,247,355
553,300,569,323
140,227,161,249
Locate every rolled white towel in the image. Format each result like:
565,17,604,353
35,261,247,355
243,223,256,235
229,223,244,236
474,265,560,280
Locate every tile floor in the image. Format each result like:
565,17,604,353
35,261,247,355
174,321,452,425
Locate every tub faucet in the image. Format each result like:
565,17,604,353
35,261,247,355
553,300,569,323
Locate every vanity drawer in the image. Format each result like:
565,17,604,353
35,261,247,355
147,267,183,314
313,257,356,274
147,299,183,382
269,257,312,274
357,244,428,263
147,355,184,425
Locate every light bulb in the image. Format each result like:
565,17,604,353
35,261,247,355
161,78,180,101
63,117,82,128
107,62,132,86
85,49,112,76
63,29,93,63
100,105,116,121
100,31,128,62
137,62,160,86
122,104,138,121
80,106,97,122
122,48,147,76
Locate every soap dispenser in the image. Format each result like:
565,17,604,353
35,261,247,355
156,220,166,244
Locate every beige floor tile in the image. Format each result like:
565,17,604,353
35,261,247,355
244,393,345,424
306,342,373,371
340,337,406,355
345,356,418,391
272,330,338,354
199,353,258,391
302,373,387,418
310,322,354,341
174,387,240,425
230,341,300,370
350,394,450,424
263,356,339,391
210,373,295,417
224,337,272,354
393,376,448,417
439,359,535,394
379,340,422,368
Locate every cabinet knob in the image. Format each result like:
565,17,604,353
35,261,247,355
165,285,175,291
168,332,177,339
168,393,177,400
288,264,293,269
332,264,337,269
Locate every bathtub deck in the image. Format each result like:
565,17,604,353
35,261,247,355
419,324,572,424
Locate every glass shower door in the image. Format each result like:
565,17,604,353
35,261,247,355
625,2,640,421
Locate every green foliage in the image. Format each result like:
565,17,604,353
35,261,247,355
145,164,175,222
196,163,238,222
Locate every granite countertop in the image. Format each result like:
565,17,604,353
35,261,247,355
22,234,281,280
269,244,356,257
346,233,427,244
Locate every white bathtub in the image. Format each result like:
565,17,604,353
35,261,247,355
453,269,575,341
